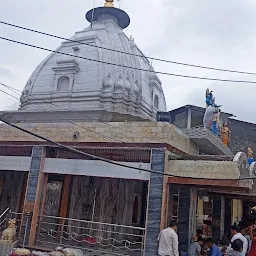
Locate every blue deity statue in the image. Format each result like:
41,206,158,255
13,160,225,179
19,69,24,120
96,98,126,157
206,91,214,107
205,88,221,108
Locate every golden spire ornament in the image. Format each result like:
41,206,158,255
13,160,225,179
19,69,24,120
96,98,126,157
104,0,114,7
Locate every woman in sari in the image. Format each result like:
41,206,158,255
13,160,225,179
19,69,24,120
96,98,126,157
249,225,256,256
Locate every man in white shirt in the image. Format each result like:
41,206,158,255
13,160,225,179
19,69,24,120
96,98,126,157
158,220,179,256
227,225,248,256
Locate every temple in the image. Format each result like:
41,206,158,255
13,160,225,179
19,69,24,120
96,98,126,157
0,0,166,124
0,1,256,255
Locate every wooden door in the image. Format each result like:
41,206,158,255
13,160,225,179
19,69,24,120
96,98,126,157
41,181,63,233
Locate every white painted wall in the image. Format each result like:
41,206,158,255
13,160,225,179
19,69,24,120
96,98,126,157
0,156,151,180
0,156,31,172
44,158,151,181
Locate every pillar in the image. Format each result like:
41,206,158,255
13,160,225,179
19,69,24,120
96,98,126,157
212,197,221,242
187,108,192,129
220,197,225,240
58,175,71,232
189,188,197,241
21,146,46,246
178,186,191,252
232,199,243,225
197,197,203,218
144,149,165,256
224,198,232,238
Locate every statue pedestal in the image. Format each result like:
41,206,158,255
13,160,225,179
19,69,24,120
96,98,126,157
0,240,19,256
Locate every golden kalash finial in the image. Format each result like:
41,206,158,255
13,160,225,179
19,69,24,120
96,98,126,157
104,0,114,7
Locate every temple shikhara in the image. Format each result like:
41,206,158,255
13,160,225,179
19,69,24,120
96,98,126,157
1,0,256,255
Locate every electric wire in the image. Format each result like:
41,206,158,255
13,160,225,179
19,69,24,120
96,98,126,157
0,115,255,181
0,82,169,144
0,87,124,143
0,82,236,155
0,89,20,101
1,20,256,76
2,36,256,84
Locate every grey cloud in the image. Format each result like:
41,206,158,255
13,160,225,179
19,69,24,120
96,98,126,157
0,67,14,78
168,0,256,46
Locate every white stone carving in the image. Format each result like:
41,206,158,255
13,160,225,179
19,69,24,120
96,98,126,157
103,73,114,90
57,76,70,91
115,75,124,92
52,59,79,92
233,152,249,178
19,9,166,121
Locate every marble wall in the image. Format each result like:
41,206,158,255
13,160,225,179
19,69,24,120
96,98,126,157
144,149,165,256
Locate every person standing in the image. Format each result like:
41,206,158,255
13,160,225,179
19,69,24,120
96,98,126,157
227,225,248,256
158,221,179,256
241,226,251,254
205,238,222,256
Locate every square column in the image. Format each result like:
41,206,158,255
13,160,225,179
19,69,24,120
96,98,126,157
21,146,46,246
144,149,166,256
178,187,191,251
212,197,221,242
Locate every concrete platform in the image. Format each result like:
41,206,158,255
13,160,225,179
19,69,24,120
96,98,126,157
0,240,19,256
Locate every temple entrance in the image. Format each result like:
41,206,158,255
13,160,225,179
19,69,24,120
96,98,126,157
40,175,64,233
36,175,147,255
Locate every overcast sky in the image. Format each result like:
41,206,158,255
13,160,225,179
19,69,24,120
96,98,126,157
1,0,256,122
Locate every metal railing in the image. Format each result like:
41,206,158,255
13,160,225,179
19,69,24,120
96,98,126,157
36,215,145,256
0,208,10,234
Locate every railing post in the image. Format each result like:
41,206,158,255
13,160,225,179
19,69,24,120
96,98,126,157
22,213,30,248
141,230,145,256
60,223,64,245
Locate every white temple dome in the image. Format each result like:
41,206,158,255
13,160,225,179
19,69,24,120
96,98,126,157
19,1,166,122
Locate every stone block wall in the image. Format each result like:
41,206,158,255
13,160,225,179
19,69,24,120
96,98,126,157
228,119,256,154
0,122,198,155
167,160,240,179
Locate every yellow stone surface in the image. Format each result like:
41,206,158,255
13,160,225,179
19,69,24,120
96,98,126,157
167,159,240,179
0,122,198,155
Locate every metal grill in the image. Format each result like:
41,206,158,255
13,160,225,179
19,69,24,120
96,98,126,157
36,215,145,255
